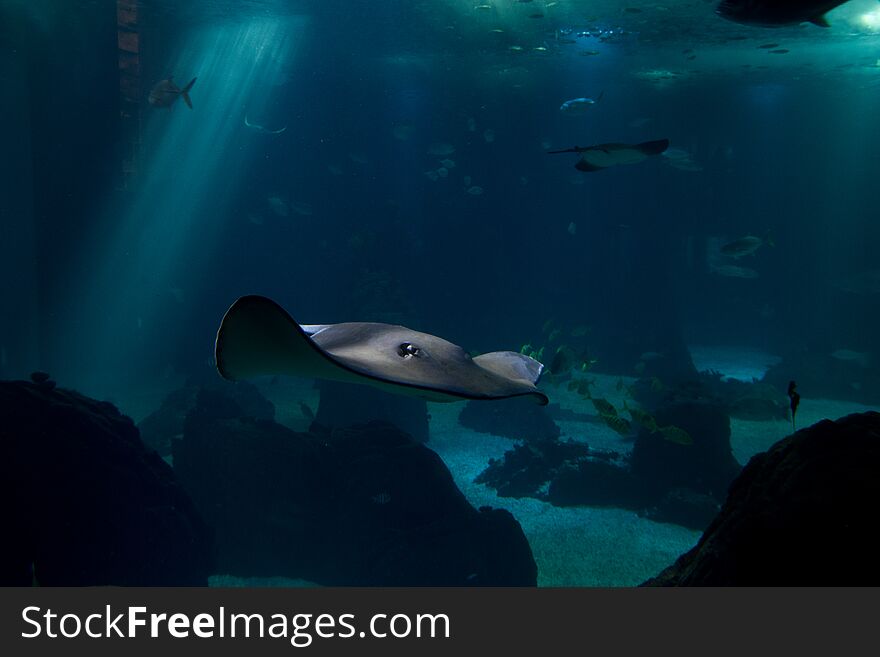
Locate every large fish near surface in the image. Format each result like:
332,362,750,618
716,0,853,27
548,139,669,172
559,92,604,116
149,76,197,109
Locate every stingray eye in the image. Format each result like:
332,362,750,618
397,342,421,359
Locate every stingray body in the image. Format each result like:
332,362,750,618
548,139,669,172
716,0,850,27
215,295,548,405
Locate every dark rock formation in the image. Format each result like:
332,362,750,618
640,488,721,531
549,459,643,508
138,379,274,456
0,380,213,586
645,412,880,585
476,439,602,499
630,400,741,500
173,390,537,586
459,396,560,443
476,397,740,531
632,372,789,422
314,379,429,444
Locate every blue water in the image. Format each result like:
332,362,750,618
2,0,879,585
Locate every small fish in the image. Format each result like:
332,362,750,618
425,170,440,181
600,413,632,436
758,43,779,48
831,349,871,367
267,196,289,217
626,403,658,433
244,115,287,135
639,351,665,361
437,167,449,178
787,380,800,431
483,129,495,143
542,318,554,334
769,49,789,54
299,402,315,420
633,361,646,375
649,377,665,392
327,164,344,176
591,397,618,417
571,325,589,338
548,329,561,343
580,50,601,56
439,158,456,169
528,13,544,19
291,201,313,216
371,492,392,505
509,45,525,53
466,185,484,195
720,234,772,259
658,425,693,446
567,221,577,236
148,76,196,109
559,92,604,115
463,175,472,186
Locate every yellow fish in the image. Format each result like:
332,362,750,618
659,425,693,446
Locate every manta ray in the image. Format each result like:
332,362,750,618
215,295,548,404
548,139,669,172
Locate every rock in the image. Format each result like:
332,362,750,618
630,400,740,500
313,379,429,443
173,394,537,586
644,412,880,585
548,459,645,508
475,439,596,499
640,487,721,531
0,380,213,586
458,396,560,443
138,379,274,456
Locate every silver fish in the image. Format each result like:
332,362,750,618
148,76,196,109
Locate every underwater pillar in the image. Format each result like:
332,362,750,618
0,20,39,379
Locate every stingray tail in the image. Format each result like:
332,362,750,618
547,146,586,154
636,139,670,156
181,77,196,109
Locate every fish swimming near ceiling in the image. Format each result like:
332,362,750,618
215,295,548,404
244,115,287,135
720,233,773,259
559,92,604,115
716,0,852,27
148,76,197,109
548,139,670,172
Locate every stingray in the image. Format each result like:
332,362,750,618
215,295,548,405
548,139,669,172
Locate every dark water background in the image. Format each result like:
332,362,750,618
1,0,879,403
